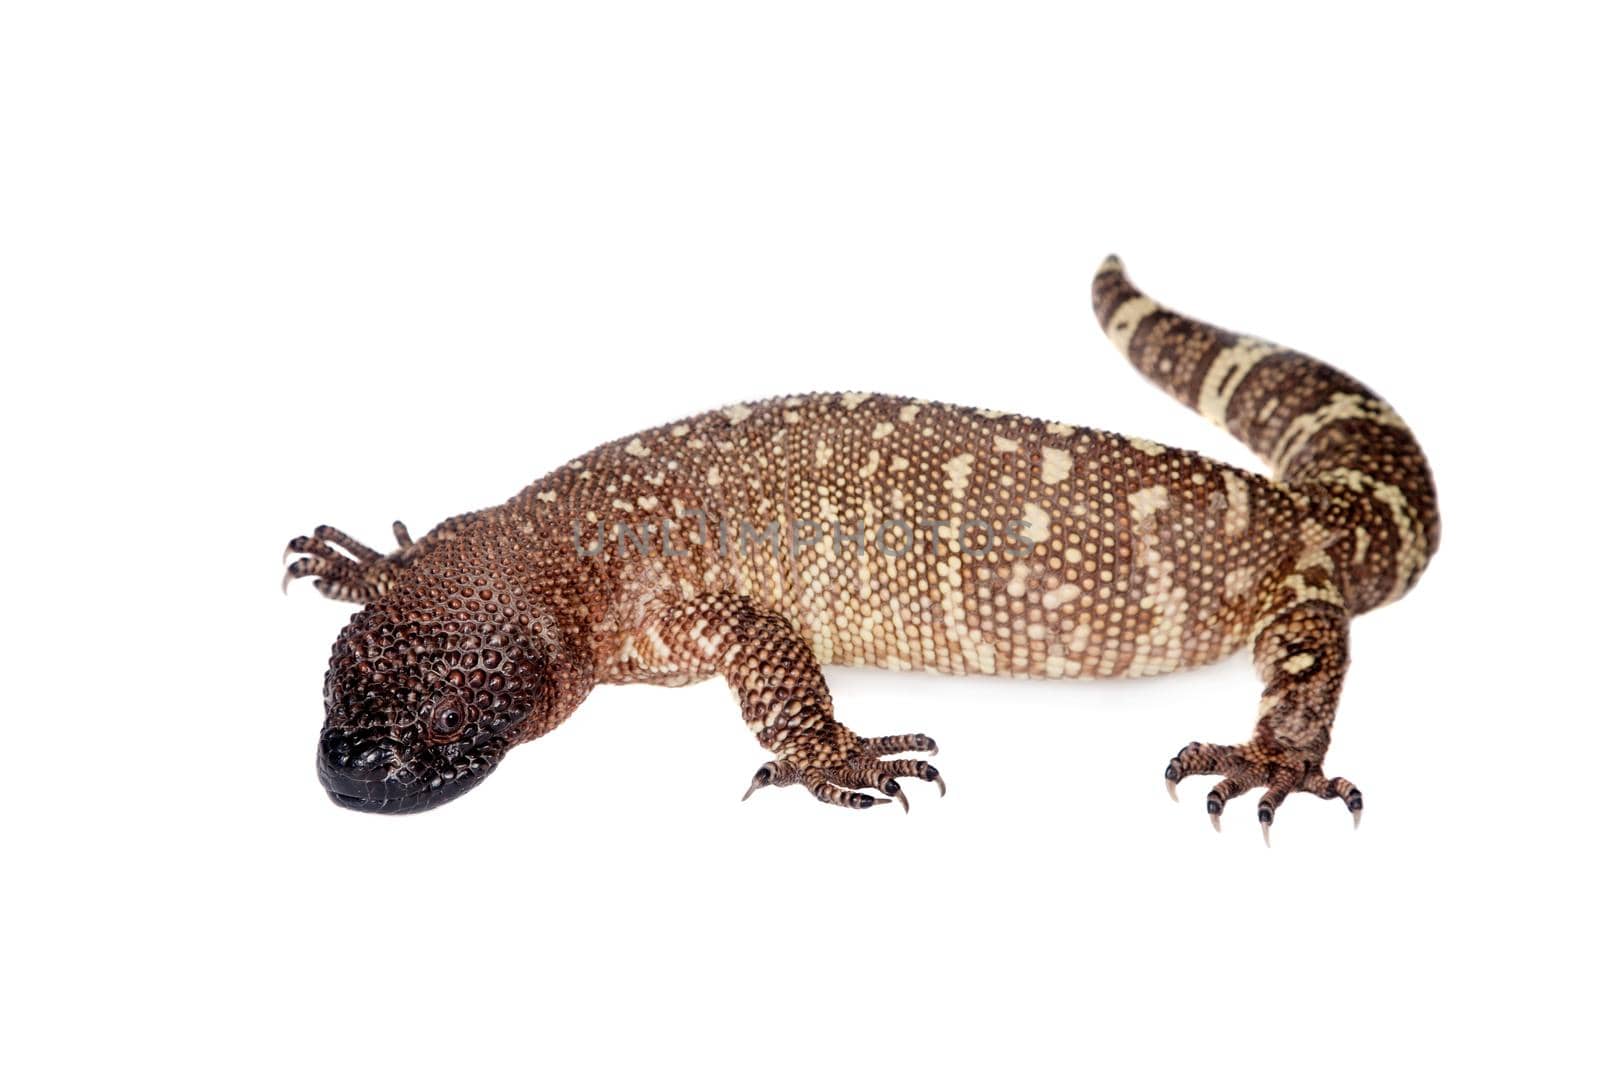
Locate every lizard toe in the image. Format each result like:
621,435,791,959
1168,740,1363,839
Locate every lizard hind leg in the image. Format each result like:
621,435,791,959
1165,591,1363,844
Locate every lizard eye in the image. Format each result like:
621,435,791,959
428,699,466,739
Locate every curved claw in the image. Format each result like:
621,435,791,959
1352,807,1363,830
1210,811,1222,833
875,777,911,813
741,764,775,802
1166,777,1179,802
1261,821,1272,847
281,571,292,595
933,773,946,798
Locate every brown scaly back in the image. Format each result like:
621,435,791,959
1092,255,1439,614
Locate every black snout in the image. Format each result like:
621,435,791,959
317,733,413,812
317,731,502,814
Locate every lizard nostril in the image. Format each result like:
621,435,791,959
322,736,398,782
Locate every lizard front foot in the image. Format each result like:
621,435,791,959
1164,741,1362,844
743,731,944,811
282,521,420,603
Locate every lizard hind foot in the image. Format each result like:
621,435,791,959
1164,741,1362,844
282,521,418,603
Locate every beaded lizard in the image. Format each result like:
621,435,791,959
285,257,1439,838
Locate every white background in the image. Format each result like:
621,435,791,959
4,3,1596,1063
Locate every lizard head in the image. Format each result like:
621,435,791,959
316,600,567,814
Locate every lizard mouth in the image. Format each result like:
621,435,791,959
318,752,498,814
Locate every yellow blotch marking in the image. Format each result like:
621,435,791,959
1043,655,1072,678
1224,566,1255,600
612,499,634,512
638,496,659,510
1221,470,1251,538
943,453,975,499
1022,502,1052,542
1128,437,1166,456
625,437,650,458
1197,336,1279,428
1045,422,1074,437
1282,653,1317,674
839,392,871,409
994,435,1020,453
815,441,833,467
899,404,921,423
670,424,690,437
1353,527,1371,565
721,403,753,424
872,421,895,440
1128,485,1169,524
889,456,909,472
859,450,881,478
706,465,723,487
536,491,557,503
1067,621,1092,653
1296,523,1338,575
1041,583,1082,610
1041,447,1073,485
1106,296,1158,356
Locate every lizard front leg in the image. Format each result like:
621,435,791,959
641,593,944,810
1166,574,1363,843
282,521,421,602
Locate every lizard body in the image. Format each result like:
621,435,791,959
286,257,1439,834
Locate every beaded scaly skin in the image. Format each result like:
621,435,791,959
286,257,1439,838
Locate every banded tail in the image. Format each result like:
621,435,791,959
1092,255,1440,614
